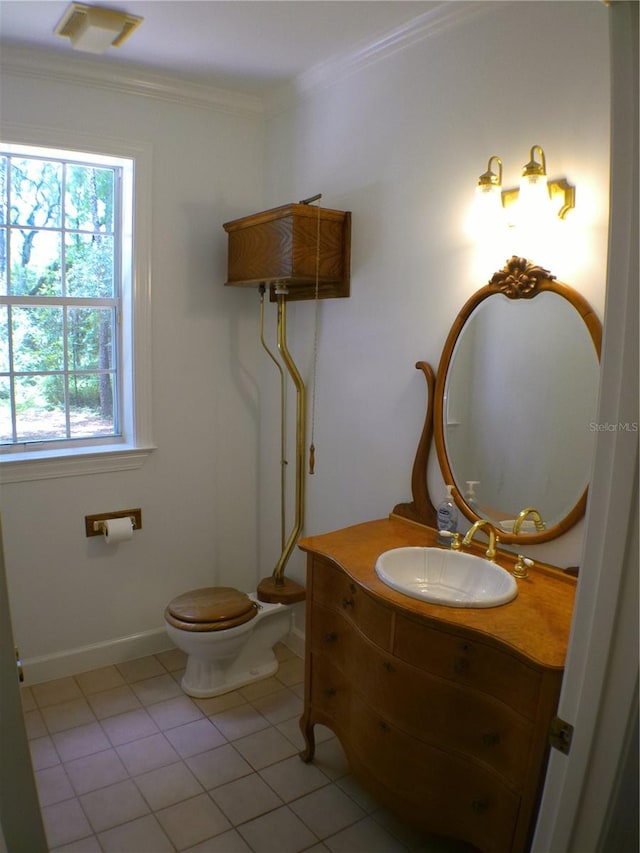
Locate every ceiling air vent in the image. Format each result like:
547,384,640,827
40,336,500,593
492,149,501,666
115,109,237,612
54,3,143,54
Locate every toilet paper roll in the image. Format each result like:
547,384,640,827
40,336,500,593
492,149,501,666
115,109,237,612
103,517,134,544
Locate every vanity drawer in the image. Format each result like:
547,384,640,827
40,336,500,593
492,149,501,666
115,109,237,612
311,556,393,649
309,602,354,674
394,613,541,718
351,630,532,788
309,652,352,725
350,694,519,853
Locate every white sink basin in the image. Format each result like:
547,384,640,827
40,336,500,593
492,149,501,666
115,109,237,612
374,547,517,608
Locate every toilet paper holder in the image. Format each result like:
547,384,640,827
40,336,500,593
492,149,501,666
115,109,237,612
85,508,142,537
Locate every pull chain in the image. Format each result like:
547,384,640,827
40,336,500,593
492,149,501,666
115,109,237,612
309,201,321,474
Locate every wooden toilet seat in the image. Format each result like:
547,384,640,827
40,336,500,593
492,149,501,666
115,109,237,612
165,586,258,632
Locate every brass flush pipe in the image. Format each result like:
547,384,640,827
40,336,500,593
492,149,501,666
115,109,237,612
259,285,287,550
272,284,306,584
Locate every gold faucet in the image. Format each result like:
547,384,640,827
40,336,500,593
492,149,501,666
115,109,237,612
512,507,546,534
462,520,499,562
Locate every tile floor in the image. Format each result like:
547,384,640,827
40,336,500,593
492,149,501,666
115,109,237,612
23,644,471,853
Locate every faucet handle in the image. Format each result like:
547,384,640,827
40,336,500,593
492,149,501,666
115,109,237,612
438,530,462,550
512,555,534,579
485,534,500,562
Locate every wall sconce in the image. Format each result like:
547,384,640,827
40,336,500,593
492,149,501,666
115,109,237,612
473,155,505,225
499,145,576,221
54,3,143,54
477,155,503,195
470,146,578,276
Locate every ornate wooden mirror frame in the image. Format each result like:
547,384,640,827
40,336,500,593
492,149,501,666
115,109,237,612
393,256,602,545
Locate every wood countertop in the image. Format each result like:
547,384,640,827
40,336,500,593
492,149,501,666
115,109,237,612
298,516,577,670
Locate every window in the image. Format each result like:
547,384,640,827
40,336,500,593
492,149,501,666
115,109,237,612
0,133,153,481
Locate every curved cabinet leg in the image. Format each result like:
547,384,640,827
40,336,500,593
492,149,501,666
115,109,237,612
299,713,316,762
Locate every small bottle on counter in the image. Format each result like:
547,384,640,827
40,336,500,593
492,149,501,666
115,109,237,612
437,485,459,545
465,481,480,508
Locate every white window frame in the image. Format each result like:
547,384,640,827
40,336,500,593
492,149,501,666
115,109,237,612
0,123,154,483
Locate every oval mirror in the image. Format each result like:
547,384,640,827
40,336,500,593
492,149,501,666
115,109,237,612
433,257,601,544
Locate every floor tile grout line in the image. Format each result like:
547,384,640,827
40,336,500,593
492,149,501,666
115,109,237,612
31,660,440,850
41,739,381,851
48,708,322,841
47,729,343,848
29,647,357,853
29,650,299,715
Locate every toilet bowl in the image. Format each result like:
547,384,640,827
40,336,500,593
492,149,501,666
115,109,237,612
164,586,293,698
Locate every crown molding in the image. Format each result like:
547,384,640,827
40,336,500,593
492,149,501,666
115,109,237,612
1,3,493,120
0,43,264,116
266,0,494,117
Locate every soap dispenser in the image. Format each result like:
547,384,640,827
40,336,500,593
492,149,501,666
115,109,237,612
437,485,459,545
465,481,480,508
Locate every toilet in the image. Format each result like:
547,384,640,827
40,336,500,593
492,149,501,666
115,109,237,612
164,586,293,698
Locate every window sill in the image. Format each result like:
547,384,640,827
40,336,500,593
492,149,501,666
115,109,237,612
0,443,157,483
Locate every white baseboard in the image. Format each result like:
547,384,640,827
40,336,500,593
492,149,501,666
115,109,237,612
22,627,174,686
23,622,307,686
283,624,305,659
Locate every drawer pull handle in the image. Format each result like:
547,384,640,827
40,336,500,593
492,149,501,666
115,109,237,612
482,732,500,747
325,632,338,643
471,799,488,814
324,687,337,698
379,721,391,733
453,657,469,674
349,583,357,594
342,598,355,609
383,661,396,673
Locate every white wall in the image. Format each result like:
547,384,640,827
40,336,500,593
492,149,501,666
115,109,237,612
0,0,611,677
0,53,267,678
260,0,610,590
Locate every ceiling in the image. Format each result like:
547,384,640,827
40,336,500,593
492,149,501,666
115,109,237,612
0,0,439,95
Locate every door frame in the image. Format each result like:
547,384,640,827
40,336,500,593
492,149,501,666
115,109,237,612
532,2,639,850
0,516,48,852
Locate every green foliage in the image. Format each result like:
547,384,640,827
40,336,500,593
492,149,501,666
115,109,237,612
65,164,114,232
1,153,118,439
44,374,101,409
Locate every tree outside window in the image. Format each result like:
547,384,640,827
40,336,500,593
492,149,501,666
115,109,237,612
1,148,123,447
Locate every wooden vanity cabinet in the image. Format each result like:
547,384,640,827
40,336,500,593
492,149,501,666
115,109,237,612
298,520,576,853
